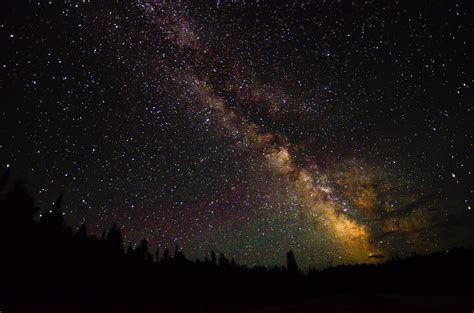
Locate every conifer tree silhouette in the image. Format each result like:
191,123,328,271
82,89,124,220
126,243,134,256
174,245,180,258
162,247,170,261
2,179,39,229
135,238,153,262
0,177,38,267
78,224,87,238
106,223,124,257
155,247,160,263
173,245,186,263
211,250,217,266
218,253,230,268
286,250,299,274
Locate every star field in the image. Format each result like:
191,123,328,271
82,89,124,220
1,0,472,268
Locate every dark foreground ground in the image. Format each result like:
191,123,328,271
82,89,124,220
2,285,472,312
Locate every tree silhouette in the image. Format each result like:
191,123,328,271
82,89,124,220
77,224,87,238
162,247,170,262
286,250,299,274
211,250,217,266
134,238,153,262
173,245,186,263
155,247,160,263
219,253,230,268
106,223,124,257
126,244,134,256
1,179,39,229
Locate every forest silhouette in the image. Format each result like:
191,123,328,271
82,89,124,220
0,170,472,312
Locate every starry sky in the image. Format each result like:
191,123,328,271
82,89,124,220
1,0,473,268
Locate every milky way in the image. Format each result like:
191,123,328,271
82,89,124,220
1,0,472,268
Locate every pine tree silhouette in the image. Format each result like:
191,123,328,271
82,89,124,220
135,238,153,262
126,243,134,256
218,253,230,268
162,247,170,262
286,250,299,274
211,250,217,266
106,223,124,257
155,247,160,263
173,245,186,263
2,179,39,229
78,224,87,238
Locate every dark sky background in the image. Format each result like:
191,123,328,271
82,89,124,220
1,0,472,268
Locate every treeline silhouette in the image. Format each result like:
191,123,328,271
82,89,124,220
0,171,473,312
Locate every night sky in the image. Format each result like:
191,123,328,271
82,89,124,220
1,0,472,268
